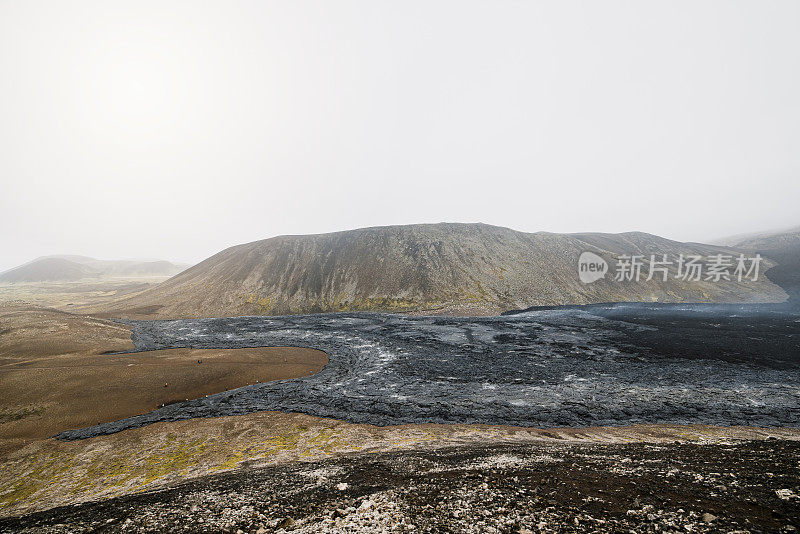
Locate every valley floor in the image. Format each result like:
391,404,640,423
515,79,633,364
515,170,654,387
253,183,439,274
2,303,799,531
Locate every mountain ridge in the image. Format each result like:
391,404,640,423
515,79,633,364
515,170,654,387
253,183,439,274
89,223,787,318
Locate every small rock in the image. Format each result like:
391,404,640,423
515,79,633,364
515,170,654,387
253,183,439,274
701,513,717,523
336,482,348,491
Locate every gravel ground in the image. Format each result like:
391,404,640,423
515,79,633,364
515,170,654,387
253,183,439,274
59,304,800,440
3,439,799,533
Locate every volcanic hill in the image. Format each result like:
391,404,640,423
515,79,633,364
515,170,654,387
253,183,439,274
92,223,787,318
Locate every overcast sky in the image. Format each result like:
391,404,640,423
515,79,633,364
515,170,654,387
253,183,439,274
1,1,799,271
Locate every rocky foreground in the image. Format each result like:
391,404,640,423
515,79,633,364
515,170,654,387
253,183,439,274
2,439,799,533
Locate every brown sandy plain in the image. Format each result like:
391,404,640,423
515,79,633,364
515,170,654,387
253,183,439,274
0,278,170,312
0,304,326,454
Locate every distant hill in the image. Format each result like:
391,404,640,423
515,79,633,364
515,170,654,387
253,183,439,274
714,225,800,250
0,256,189,284
0,258,101,283
52,257,190,278
717,226,800,303
94,223,787,319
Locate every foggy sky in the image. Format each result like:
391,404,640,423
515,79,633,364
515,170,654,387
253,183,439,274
1,1,799,272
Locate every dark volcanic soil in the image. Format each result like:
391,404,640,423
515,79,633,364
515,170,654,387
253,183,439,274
3,440,799,533
59,304,800,440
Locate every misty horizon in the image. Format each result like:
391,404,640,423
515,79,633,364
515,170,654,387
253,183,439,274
2,220,799,273
2,1,799,272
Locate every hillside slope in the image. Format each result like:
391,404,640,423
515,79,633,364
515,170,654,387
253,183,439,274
93,223,787,318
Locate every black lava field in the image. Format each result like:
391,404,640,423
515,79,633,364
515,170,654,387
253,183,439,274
58,303,800,440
